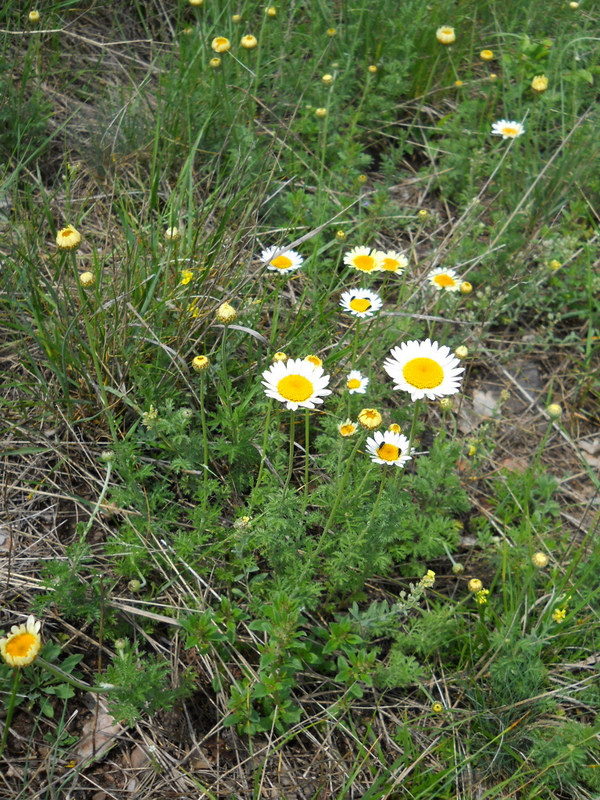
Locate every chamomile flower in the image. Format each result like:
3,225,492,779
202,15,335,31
428,267,461,292
383,339,464,402
338,418,357,437
343,246,384,273
0,616,42,668
262,358,331,411
491,119,525,139
366,430,412,468
345,370,369,394
340,288,382,318
379,250,408,273
261,246,304,274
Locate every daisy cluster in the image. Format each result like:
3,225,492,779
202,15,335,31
252,236,469,469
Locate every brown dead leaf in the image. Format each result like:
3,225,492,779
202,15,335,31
75,706,122,763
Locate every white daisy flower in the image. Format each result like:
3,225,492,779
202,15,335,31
338,418,358,437
491,119,525,139
345,370,369,394
428,267,461,292
380,250,408,273
366,430,412,468
343,246,384,273
340,288,383,318
383,338,464,402
262,357,331,410
261,246,304,274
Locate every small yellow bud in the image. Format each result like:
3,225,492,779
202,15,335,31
480,49,494,61
468,444,477,457
452,562,465,576
357,174,367,184
326,27,336,37
192,355,210,372
304,354,323,367
335,229,346,241
454,79,464,87
569,1,579,8
211,36,231,53
216,301,237,324
56,224,82,251
315,107,327,118
241,34,258,49
79,271,95,288
532,552,549,568
265,6,276,17
189,0,203,5
439,397,454,411
368,65,377,74
209,57,221,68
358,408,382,430
322,73,333,85
417,209,429,221
455,346,468,359
432,702,444,714
468,578,483,593
460,281,473,295
165,226,180,241
531,74,548,93
387,423,402,434
489,73,497,82
548,259,561,270
436,26,456,45
232,14,242,22
273,351,288,363
547,403,562,420
29,10,40,22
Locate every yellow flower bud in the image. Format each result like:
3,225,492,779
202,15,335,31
192,355,210,372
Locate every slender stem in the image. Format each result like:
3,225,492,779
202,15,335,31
303,409,310,510
36,657,116,694
80,462,112,542
408,398,422,453
199,375,209,507
256,398,273,489
283,410,295,496
363,467,387,537
352,319,361,364
269,279,283,347
316,433,363,550
0,669,21,759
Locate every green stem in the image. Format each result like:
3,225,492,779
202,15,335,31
256,397,273,489
316,433,363,552
36,657,116,694
362,467,387,538
80,462,112,542
269,279,283,347
0,669,21,759
199,375,209,508
407,398,422,453
304,409,310,510
283,410,295,496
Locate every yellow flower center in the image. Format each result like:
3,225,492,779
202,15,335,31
377,443,400,462
434,273,456,287
270,255,293,269
352,255,375,271
347,378,361,389
403,357,444,389
6,632,37,657
277,374,314,402
340,424,355,436
381,258,399,271
349,297,371,313
62,229,73,238
502,126,518,137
